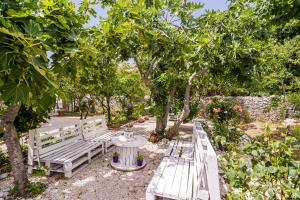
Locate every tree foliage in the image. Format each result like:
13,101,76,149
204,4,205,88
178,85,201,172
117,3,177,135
0,0,95,195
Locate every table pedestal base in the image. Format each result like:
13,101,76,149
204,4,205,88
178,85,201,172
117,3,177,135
111,161,146,172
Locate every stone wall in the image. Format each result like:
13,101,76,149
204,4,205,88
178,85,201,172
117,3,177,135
199,96,296,121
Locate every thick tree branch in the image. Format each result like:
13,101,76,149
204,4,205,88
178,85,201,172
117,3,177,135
168,67,208,137
146,57,159,77
181,67,208,120
133,55,159,89
163,82,178,121
133,56,150,88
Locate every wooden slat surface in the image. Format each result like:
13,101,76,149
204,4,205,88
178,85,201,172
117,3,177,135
150,157,192,200
40,141,102,163
147,158,169,194
39,141,86,159
164,140,177,157
178,158,190,199
146,121,220,200
172,158,185,198
166,140,193,160
48,142,100,162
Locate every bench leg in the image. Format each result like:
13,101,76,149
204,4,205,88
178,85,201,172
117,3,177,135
146,190,156,200
45,161,51,176
102,142,105,154
88,152,91,163
28,165,33,174
104,142,108,153
64,161,73,178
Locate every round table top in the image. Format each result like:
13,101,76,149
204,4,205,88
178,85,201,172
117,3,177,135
111,135,148,148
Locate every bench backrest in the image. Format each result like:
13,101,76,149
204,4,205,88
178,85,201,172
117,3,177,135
193,122,207,198
28,115,106,158
192,121,220,200
31,123,82,155
81,115,107,138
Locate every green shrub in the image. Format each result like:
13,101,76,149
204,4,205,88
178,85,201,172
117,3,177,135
26,182,46,196
132,102,147,119
32,166,49,177
110,114,127,125
270,96,284,107
220,131,300,199
239,109,253,123
208,98,239,125
207,98,244,150
289,93,300,117
292,125,300,140
10,181,46,197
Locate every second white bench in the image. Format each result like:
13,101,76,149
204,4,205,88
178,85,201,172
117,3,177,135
146,122,220,200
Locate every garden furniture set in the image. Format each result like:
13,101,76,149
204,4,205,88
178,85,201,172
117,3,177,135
27,116,220,199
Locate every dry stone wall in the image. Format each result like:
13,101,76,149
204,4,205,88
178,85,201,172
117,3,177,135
199,96,296,121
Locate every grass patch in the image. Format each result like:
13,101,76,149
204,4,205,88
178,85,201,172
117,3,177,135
10,181,47,198
32,166,49,177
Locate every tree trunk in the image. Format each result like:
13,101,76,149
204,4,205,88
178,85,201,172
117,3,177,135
281,80,289,118
106,96,111,125
84,109,89,119
0,105,27,196
155,117,165,134
281,80,292,134
168,68,208,138
155,84,178,135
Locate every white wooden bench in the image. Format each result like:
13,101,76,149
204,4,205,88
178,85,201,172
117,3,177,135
81,116,122,152
146,121,220,200
28,123,105,178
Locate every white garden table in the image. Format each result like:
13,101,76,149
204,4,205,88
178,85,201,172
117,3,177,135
111,135,147,171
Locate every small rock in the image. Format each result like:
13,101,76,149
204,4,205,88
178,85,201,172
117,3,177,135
2,188,10,192
129,188,136,193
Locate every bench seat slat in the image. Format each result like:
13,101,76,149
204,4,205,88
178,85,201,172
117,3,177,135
147,158,169,194
170,140,182,157
166,140,193,160
49,145,93,163
152,157,192,200
163,157,180,197
155,157,176,195
38,140,80,158
178,158,191,199
164,140,176,157
167,158,185,199
41,142,101,163
40,141,97,161
39,141,87,160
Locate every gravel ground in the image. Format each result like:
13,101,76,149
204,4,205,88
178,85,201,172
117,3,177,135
0,118,193,200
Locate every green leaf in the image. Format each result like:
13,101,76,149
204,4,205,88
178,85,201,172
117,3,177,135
56,16,69,30
6,9,29,18
41,0,55,7
0,27,25,39
23,20,41,37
